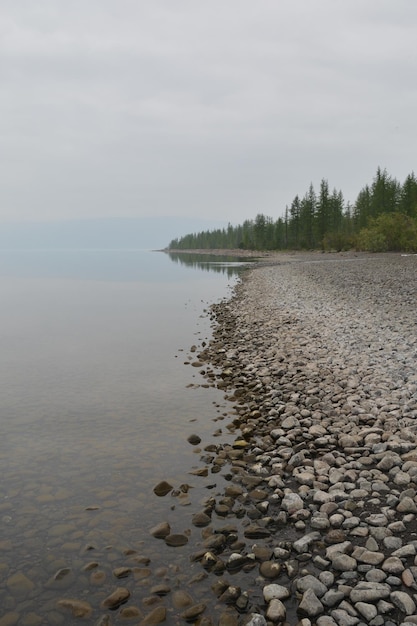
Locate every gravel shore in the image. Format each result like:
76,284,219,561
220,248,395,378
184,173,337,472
190,252,417,626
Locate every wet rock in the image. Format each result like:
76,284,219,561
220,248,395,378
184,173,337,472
153,481,173,497
164,534,188,547
259,561,281,579
139,606,167,625
187,434,202,445
56,599,93,618
243,525,270,539
45,567,75,589
293,532,321,554
180,603,207,620
90,570,107,585
172,590,193,609
203,533,226,551
192,512,211,527
266,598,286,622
150,521,171,538
189,467,209,477
226,553,248,572
101,587,130,610
113,567,131,579
6,572,35,598
218,586,241,604
150,584,171,597
94,616,112,626
119,606,142,619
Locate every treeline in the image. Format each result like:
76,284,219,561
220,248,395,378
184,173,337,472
168,167,417,253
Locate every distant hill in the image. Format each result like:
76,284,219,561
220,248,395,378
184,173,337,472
0,217,228,250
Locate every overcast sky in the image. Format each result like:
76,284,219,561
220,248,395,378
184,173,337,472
1,0,416,226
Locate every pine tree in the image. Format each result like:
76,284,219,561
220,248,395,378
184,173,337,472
299,184,316,249
399,172,417,217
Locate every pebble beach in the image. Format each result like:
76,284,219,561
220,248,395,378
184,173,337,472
179,251,417,626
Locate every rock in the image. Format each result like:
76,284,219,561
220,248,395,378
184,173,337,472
181,603,207,620
94,615,112,626
382,556,405,574
192,512,211,527
45,568,75,589
187,434,201,445
281,492,304,514
245,615,267,626
263,584,290,602
365,514,388,527
191,256,417,625
203,534,226,551
218,611,239,626
298,588,324,617
297,575,327,598
390,590,416,615
189,467,209,476
0,612,20,626
259,561,281,579
330,553,357,571
226,553,248,572
354,602,378,621
56,599,93,618
172,590,193,609
218,585,241,604
113,567,131,579
316,617,338,626
139,606,167,624
330,608,359,625
153,481,173,496
244,525,270,539
266,598,286,622
293,532,321,554
352,548,384,566
90,570,106,585
150,584,171,596
164,534,188,547
119,606,142,619
6,572,35,598
397,496,417,513
101,587,130,610
322,590,345,607
350,582,391,603
149,521,171,538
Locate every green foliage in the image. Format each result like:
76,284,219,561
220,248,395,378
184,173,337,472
167,168,417,253
356,213,417,252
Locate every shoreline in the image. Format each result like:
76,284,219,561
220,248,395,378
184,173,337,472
162,247,380,261
185,252,417,624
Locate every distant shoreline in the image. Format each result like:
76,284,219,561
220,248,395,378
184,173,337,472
162,247,378,264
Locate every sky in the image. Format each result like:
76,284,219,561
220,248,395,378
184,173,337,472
1,0,416,227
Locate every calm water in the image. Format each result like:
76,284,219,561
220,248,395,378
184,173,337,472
0,249,250,624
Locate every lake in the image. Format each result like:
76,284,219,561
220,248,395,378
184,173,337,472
0,249,252,624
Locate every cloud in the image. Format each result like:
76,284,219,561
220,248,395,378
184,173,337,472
0,0,416,224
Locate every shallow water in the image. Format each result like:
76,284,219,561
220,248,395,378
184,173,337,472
0,249,249,623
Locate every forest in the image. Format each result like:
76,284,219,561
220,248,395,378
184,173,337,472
168,168,417,253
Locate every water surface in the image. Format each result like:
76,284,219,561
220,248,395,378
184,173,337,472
0,249,249,623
